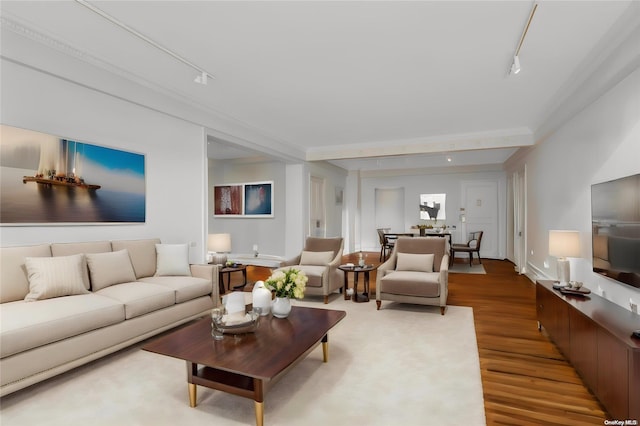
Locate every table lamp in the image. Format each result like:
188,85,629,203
208,233,231,265
549,230,581,287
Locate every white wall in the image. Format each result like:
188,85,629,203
0,60,208,263
208,159,287,256
507,66,640,311
358,169,507,254
208,159,346,259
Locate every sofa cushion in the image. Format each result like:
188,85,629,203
300,250,334,266
85,250,137,291
380,271,441,297
96,282,175,319
155,244,191,276
51,241,112,289
24,254,90,301
0,293,125,358
111,238,160,279
140,276,212,303
0,244,51,303
396,253,434,273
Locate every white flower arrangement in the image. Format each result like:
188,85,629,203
264,268,307,299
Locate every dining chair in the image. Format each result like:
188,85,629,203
377,228,394,261
450,231,483,266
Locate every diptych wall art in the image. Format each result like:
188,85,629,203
214,181,273,218
1,125,146,225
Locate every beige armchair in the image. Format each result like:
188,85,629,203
376,237,449,315
277,237,344,304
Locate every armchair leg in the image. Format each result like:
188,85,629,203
440,306,446,315
469,252,473,266
376,300,381,310
323,295,328,304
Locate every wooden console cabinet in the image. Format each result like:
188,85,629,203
536,280,640,420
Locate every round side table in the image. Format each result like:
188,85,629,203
338,264,375,303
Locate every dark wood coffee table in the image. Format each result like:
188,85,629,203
142,306,346,426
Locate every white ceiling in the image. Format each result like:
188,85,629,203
1,0,636,171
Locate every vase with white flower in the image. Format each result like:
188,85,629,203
264,268,307,318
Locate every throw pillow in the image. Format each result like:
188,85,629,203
24,254,89,301
85,249,137,291
155,244,191,276
396,253,435,273
299,250,334,266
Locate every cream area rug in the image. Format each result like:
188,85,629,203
0,298,486,426
449,263,487,274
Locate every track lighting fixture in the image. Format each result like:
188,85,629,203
194,72,209,85
511,56,521,75
509,2,538,76
75,0,214,85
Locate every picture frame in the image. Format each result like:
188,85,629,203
213,184,243,216
419,193,446,221
213,181,273,218
244,181,273,217
1,124,146,225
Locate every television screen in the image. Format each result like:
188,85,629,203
591,173,640,288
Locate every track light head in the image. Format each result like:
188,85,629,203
194,72,208,85
511,55,521,75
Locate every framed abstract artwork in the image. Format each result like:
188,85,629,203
244,181,273,217
213,181,273,218
1,124,145,225
213,184,243,216
419,193,446,222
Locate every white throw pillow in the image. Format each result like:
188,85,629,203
300,250,334,266
24,254,89,301
155,244,191,276
396,253,435,273
86,249,137,291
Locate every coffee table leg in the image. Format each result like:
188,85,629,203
255,401,264,426
253,378,264,426
188,383,197,407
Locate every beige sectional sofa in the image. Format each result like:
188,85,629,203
0,238,219,397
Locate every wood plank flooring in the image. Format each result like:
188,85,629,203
240,253,608,425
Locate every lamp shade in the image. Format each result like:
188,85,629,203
549,230,581,258
208,233,231,253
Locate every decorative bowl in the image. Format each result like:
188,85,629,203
211,309,260,338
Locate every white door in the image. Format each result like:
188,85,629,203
461,181,499,259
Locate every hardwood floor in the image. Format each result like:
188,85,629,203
241,253,608,425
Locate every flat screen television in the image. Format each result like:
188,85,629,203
591,173,640,289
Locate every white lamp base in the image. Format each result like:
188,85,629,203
210,253,228,265
557,257,570,286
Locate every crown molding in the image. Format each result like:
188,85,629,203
359,163,505,179
306,128,534,162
